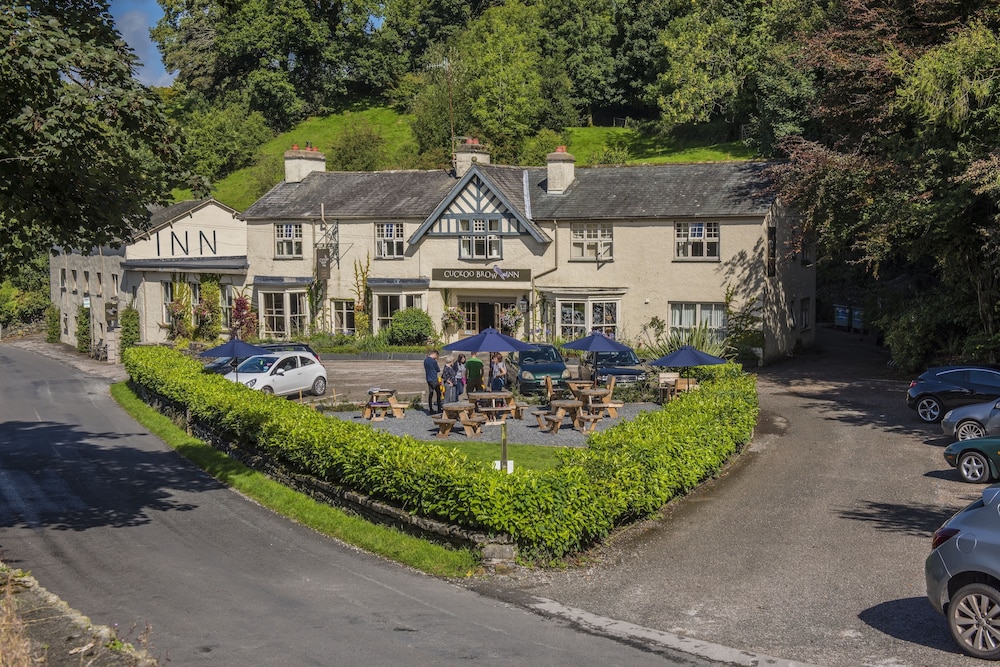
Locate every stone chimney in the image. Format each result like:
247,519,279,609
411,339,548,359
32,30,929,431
546,146,575,194
453,138,491,177
284,143,326,183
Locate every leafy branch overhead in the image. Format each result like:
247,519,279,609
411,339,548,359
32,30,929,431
0,2,184,276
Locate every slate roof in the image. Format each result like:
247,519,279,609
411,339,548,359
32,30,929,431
242,171,456,220
478,162,776,220
144,199,239,234
241,162,777,226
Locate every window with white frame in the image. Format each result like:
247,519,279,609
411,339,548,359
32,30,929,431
377,294,423,331
261,291,308,337
670,303,726,341
162,282,174,323
571,223,613,261
96,272,103,296
459,218,501,259
221,285,234,328
71,270,78,293
112,274,119,296
330,300,356,334
275,223,303,257
375,223,405,259
83,271,90,295
675,221,720,259
553,299,622,340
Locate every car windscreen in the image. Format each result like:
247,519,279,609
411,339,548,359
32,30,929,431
596,350,640,366
519,347,562,364
236,355,279,373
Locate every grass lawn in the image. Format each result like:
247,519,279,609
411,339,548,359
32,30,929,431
424,439,567,471
110,382,479,577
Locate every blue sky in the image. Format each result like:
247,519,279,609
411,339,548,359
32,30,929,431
109,0,173,87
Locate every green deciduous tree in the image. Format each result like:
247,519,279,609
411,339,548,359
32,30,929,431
0,2,182,278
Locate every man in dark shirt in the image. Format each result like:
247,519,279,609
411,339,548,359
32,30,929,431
423,349,442,414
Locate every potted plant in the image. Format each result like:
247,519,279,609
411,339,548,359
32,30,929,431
442,306,465,330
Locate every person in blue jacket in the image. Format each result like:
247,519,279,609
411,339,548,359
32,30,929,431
423,349,442,414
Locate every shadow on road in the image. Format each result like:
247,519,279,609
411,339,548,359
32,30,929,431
835,499,960,538
0,420,224,532
858,597,959,655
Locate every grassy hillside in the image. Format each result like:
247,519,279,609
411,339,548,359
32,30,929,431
203,107,754,211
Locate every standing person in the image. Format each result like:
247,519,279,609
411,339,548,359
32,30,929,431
441,357,458,404
454,354,467,397
465,353,484,393
491,352,508,391
423,349,442,414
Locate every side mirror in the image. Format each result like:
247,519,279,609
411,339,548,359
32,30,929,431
274,368,286,376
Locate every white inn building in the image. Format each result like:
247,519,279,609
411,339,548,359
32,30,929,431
52,141,815,363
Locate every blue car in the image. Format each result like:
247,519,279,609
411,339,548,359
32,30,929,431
508,344,571,395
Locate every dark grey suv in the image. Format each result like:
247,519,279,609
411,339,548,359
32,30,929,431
926,485,1000,659
906,366,1000,423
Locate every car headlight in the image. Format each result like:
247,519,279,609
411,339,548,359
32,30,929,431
246,379,256,388
561,369,571,379
521,370,534,380
597,373,609,382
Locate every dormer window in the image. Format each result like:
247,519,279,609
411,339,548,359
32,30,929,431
375,223,405,259
459,218,501,259
676,221,719,259
275,223,303,257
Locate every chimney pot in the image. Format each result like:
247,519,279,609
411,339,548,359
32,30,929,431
556,145,567,153
291,143,299,151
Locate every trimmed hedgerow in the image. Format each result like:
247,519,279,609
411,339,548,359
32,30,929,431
123,347,756,559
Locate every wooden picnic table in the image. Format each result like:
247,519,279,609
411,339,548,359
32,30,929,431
468,390,517,422
542,399,584,433
362,388,406,421
435,401,484,437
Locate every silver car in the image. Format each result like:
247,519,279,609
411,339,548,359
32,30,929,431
942,399,1000,440
926,485,1000,659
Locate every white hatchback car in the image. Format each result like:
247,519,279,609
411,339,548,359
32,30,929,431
224,351,327,397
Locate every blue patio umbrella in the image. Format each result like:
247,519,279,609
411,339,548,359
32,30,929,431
562,332,635,387
650,345,727,367
442,327,536,354
561,331,633,353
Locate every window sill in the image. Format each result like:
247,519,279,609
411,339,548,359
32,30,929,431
273,256,304,260
569,258,614,263
672,257,720,262
375,256,405,260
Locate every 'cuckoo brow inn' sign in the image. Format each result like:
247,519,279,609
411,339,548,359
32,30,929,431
432,267,531,282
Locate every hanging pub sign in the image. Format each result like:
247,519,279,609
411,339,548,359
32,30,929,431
432,267,531,282
316,248,331,281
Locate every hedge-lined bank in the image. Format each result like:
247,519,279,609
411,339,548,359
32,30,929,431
124,346,757,559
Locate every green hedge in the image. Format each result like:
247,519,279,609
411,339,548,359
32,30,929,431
123,347,757,559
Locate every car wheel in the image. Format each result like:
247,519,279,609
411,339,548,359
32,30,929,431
948,582,1000,659
312,376,327,396
916,396,944,422
261,386,274,395
957,421,988,440
958,451,992,483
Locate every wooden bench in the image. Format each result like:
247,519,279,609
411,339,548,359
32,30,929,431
576,413,603,433
544,414,566,434
460,415,486,437
530,409,551,429
365,401,392,421
514,401,530,420
432,417,457,437
478,405,514,424
602,401,624,418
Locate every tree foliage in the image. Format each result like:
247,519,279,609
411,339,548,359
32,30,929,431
0,2,183,278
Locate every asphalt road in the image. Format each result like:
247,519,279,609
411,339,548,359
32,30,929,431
0,343,720,666
474,328,991,667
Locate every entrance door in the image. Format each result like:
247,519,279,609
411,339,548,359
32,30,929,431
478,302,495,330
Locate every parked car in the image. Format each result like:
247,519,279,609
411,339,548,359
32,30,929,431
223,351,327,396
926,484,1000,659
579,349,649,386
906,366,1000,423
942,400,1000,440
508,344,571,395
943,436,1000,483
204,342,321,374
